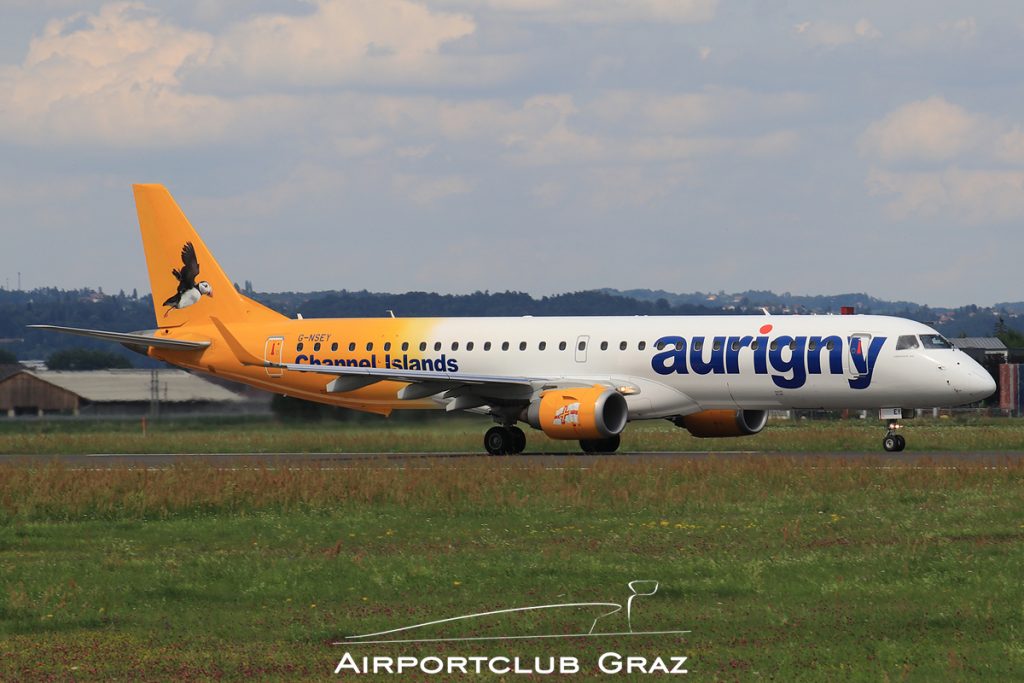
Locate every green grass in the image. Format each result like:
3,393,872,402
1,458,1023,680
1,415,1023,455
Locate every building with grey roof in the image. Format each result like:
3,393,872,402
0,368,261,417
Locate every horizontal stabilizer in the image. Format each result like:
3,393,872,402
28,325,210,351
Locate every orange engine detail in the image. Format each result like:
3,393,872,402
524,385,628,440
674,409,768,438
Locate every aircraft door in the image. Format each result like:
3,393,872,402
264,336,284,377
847,333,871,378
575,335,589,363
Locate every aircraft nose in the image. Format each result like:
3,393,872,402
963,370,996,401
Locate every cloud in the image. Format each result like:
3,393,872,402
0,1,483,146
868,167,1024,224
862,97,1024,223
0,2,238,146
204,0,479,88
794,18,881,47
393,173,472,205
436,0,717,24
587,88,813,134
859,97,989,163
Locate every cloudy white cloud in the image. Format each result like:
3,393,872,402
0,1,485,146
793,18,881,47
204,0,478,88
0,3,235,145
436,0,717,24
862,97,1024,223
859,97,988,163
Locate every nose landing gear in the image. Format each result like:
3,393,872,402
882,422,906,452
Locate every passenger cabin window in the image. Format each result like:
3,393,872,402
920,334,954,349
366,342,373,351
401,342,409,351
349,342,356,352
467,342,474,351
331,342,338,352
452,342,459,351
519,341,527,351
578,340,587,351
502,342,510,351
297,342,304,351
559,341,567,351
896,335,920,350
419,342,427,351
539,341,546,351
655,341,665,351
484,342,492,351
807,340,817,351
434,342,442,351
384,342,391,351
638,341,646,351
619,341,627,351
600,341,608,351
314,342,321,351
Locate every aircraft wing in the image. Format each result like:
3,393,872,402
27,325,211,351
276,361,543,402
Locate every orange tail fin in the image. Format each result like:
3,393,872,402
133,184,284,326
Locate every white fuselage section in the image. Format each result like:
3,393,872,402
285,314,995,419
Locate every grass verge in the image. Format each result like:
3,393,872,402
1,457,1022,680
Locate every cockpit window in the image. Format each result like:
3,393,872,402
920,334,953,349
896,335,920,350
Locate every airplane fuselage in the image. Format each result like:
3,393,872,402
153,313,995,419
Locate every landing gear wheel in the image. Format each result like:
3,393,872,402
579,434,621,454
882,428,907,453
484,426,526,455
484,426,511,455
508,426,527,454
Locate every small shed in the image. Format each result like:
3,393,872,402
0,368,248,416
950,337,1009,363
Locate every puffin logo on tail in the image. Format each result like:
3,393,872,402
162,241,213,316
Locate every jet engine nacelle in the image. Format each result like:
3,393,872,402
524,385,628,440
673,409,769,438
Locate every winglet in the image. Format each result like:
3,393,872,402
210,317,267,366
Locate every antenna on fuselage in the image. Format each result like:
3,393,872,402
761,307,771,316
386,310,396,318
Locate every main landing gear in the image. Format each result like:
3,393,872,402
882,422,906,452
482,425,623,455
484,425,527,455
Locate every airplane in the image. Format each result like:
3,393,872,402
31,185,996,454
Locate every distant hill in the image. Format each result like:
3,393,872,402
2,286,1021,363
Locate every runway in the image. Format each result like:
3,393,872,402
2,451,1023,467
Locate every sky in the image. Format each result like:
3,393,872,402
1,0,1023,307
